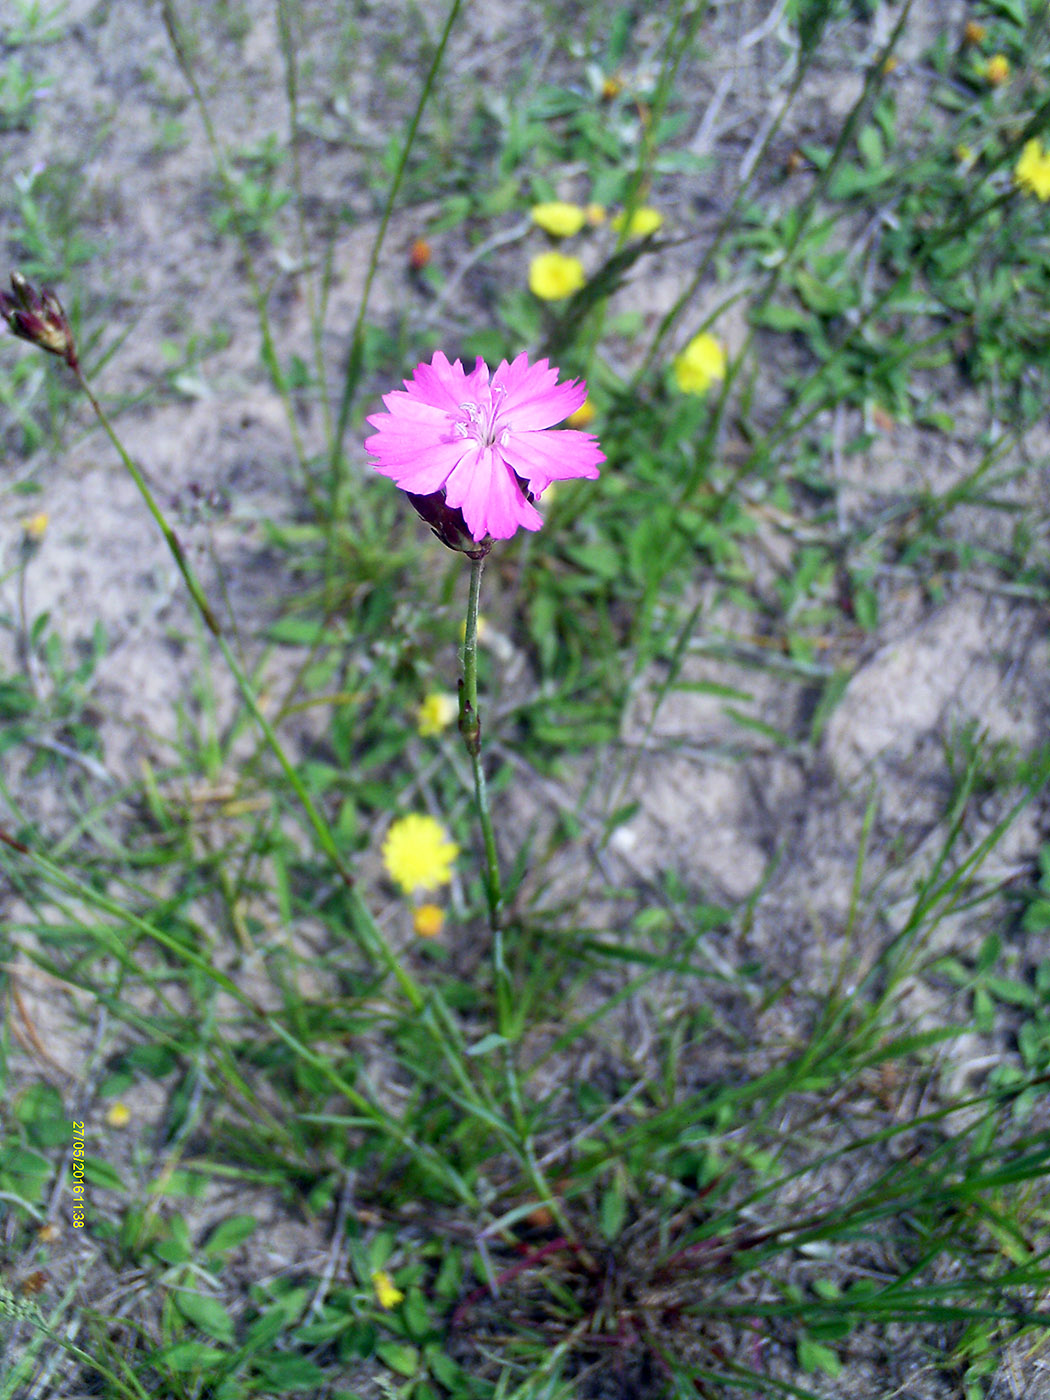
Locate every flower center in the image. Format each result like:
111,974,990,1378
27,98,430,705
454,385,508,449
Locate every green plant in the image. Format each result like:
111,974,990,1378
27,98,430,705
0,57,47,130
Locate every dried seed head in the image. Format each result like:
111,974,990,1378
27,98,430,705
0,272,78,369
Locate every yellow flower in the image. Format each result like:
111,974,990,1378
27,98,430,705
963,19,986,45
611,207,663,238
22,512,48,541
672,332,727,395
382,814,458,894
413,903,445,938
1015,139,1050,200
371,1270,404,1309
416,691,457,737
105,1102,131,1128
567,398,596,428
983,53,1010,85
529,251,586,300
531,202,587,238
600,75,623,101
585,202,606,226
955,143,974,166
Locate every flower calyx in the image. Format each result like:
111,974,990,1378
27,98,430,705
405,489,493,560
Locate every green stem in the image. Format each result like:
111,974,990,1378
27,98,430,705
458,555,574,1238
460,555,502,932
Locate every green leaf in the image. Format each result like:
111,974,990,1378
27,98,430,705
15,1082,64,1132
828,164,895,198
203,1215,257,1258
852,583,879,631
794,0,837,52
0,1145,51,1187
1021,898,1050,933
798,1336,843,1376
149,1167,210,1198
401,1290,431,1342
124,1043,178,1078
752,302,814,333
266,617,329,645
600,1180,627,1241
82,1156,127,1192
984,975,1036,1009
254,1355,326,1390
376,1341,419,1377
159,1341,229,1372
427,1347,462,1389
857,123,884,169
984,0,1024,21
173,1291,235,1344
974,986,995,1034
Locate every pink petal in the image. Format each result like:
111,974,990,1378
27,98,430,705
498,427,604,495
444,446,542,539
372,439,473,494
371,390,451,424
399,351,474,410
492,353,587,430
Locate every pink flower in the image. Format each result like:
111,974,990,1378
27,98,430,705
365,351,604,543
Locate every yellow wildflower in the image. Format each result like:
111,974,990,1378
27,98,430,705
529,251,586,300
963,20,986,45
672,333,727,396
22,512,48,542
416,691,457,737
382,814,458,895
1015,139,1050,200
567,398,596,428
371,1270,404,1309
105,1102,131,1128
612,207,663,238
955,143,974,166
531,202,587,238
413,903,445,938
585,202,606,226
983,53,1010,85
601,75,623,101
